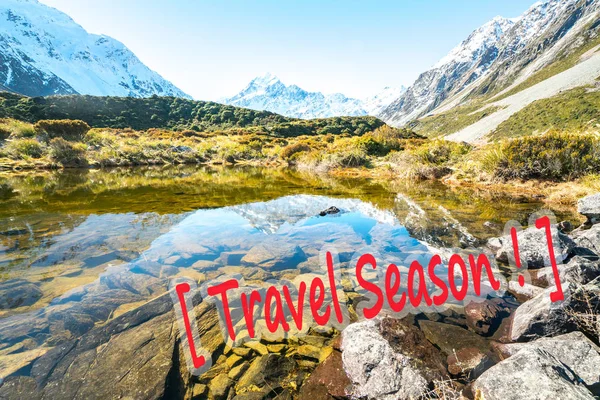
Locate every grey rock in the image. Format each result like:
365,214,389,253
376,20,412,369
578,193,600,225
573,224,600,259
341,319,429,400
495,226,575,269
536,256,600,286
502,332,600,392
474,347,595,400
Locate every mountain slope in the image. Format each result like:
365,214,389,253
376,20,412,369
223,73,404,119
380,16,517,126
383,0,600,136
0,0,190,98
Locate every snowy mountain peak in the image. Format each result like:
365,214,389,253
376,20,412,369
434,16,515,68
0,0,190,98
224,75,405,119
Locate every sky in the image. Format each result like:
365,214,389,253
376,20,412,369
39,0,536,101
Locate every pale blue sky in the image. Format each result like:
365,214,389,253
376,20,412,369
39,0,536,100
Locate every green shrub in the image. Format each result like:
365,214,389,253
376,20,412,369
0,119,35,139
34,119,91,141
5,138,44,159
49,137,88,166
281,142,311,160
493,131,600,180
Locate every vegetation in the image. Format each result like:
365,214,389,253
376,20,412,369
409,103,501,138
484,131,600,180
34,119,90,141
0,92,383,136
489,87,600,139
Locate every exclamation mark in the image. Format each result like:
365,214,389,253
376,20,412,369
510,227,525,287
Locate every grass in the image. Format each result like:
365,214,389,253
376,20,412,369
489,87,600,140
409,103,501,138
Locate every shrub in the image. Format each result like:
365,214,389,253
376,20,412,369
493,131,600,180
281,142,311,160
5,138,44,159
49,137,88,166
34,119,91,141
0,119,35,139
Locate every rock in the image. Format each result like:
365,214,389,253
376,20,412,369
573,224,600,259
232,347,252,357
0,279,42,309
241,240,307,271
536,256,600,286
378,317,447,382
319,206,341,216
295,344,321,360
243,341,269,356
508,280,544,302
510,283,574,341
228,361,249,380
341,319,429,400
447,347,492,379
418,320,490,355
30,293,177,399
473,348,595,400
266,344,286,354
464,298,511,336
495,226,575,269
508,280,600,342
559,220,573,233
209,373,233,400
578,193,600,225
0,376,40,400
298,351,351,399
236,354,296,392
500,332,600,393
192,384,208,399
218,251,246,266
0,347,50,379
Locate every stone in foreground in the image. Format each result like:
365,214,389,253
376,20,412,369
474,347,595,400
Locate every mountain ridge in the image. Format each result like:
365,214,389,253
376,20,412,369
223,73,405,119
0,0,190,98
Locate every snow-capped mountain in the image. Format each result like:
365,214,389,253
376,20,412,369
380,16,516,126
223,73,404,119
381,0,598,127
362,86,406,116
0,0,190,98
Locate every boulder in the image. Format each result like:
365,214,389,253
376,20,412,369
0,279,42,309
500,332,600,393
511,280,600,342
510,283,575,341
464,298,511,336
495,226,575,269
319,206,341,216
508,280,544,302
209,373,233,400
341,319,429,400
241,240,307,270
578,193,600,225
473,348,595,400
573,224,600,259
535,256,600,286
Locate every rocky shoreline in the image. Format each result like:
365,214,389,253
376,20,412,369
0,194,599,399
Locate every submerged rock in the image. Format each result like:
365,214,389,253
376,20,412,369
241,240,307,270
474,348,595,400
0,279,42,309
464,298,511,336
